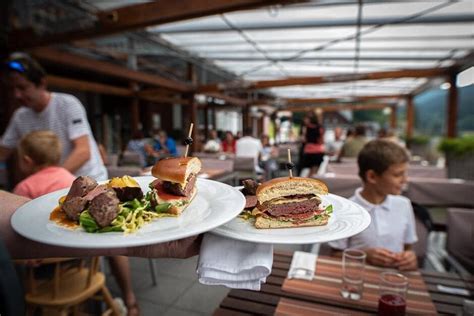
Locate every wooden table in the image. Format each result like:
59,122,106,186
215,251,474,315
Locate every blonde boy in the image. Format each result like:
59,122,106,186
329,140,418,271
13,130,75,198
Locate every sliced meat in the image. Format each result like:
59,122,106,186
88,190,120,227
162,174,196,197
242,179,259,195
65,176,97,200
244,195,258,209
262,199,321,217
83,185,108,202
62,196,88,221
62,184,108,221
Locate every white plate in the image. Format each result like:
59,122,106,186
211,193,371,244
11,176,245,249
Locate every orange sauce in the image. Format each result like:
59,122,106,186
50,206,79,229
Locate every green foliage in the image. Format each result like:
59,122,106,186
439,135,474,156
406,135,430,145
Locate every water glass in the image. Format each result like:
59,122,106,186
340,248,366,300
378,271,409,316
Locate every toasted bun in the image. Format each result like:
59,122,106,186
151,157,201,186
255,214,329,229
256,177,328,204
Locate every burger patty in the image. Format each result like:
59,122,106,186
162,174,196,197
261,199,321,217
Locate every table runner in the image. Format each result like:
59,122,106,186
281,256,437,315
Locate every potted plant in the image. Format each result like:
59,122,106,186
406,135,431,159
439,135,474,180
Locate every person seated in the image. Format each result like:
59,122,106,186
328,139,418,271
13,130,141,315
13,130,76,198
203,129,222,153
258,134,279,180
236,128,263,173
152,129,177,158
338,124,368,160
221,131,236,154
126,130,153,167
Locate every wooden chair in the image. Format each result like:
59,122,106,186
19,257,121,316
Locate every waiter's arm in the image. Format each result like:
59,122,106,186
62,135,90,173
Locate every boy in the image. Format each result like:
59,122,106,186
328,139,418,271
13,130,75,198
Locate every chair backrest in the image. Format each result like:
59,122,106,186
119,151,142,167
200,158,234,172
233,157,255,172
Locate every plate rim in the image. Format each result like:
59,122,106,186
11,176,245,248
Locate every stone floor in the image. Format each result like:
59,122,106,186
106,244,303,316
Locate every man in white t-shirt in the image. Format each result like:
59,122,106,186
0,54,107,181
236,129,263,172
328,140,418,271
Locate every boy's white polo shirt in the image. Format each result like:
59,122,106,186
328,188,418,253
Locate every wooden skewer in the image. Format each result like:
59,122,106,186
287,148,293,178
184,123,194,158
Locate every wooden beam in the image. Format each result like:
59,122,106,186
204,93,248,107
140,94,190,105
46,75,133,96
447,73,458,138
253,94,406,106
286,103,392,112
10,0,304,49
32,47,193,92
199,68,450,92
406,95,414,138
390,105,397,129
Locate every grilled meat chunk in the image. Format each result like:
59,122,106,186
242,179,259,196
88,189,120,227
66,176,97,199
62,185,108,221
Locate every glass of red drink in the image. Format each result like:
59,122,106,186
378,272,408,316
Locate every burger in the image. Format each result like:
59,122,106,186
253,177,331,229
148,157,202,215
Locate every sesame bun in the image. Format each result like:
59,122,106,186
151,157,202,186
256,177,328,204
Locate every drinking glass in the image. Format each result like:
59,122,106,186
378,271,409,316
340,248,366,300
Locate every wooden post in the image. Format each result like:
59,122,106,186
130,83,140,135
242,104,249,133
211,106,217,130
390,105,397,129
204,105,209,140
187,63,200,152
406,95,414,138
447,73,458,138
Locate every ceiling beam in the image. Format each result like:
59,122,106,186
155,14,474,33
47,75,133,97
199,67,450,92
140,94,191,105
253,94,406,105
205,56,456,62
203,93,248,107
286,103,394,112
31,47,193,92
9,0,306,49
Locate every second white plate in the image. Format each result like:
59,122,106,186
211,193,371,244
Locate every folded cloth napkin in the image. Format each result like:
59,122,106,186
197,233,273,290
287,251,318,281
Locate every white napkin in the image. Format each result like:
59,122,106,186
197,233,273,290
287,251,318,281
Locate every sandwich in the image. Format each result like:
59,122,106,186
148,157,202,215
253,177,331,229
